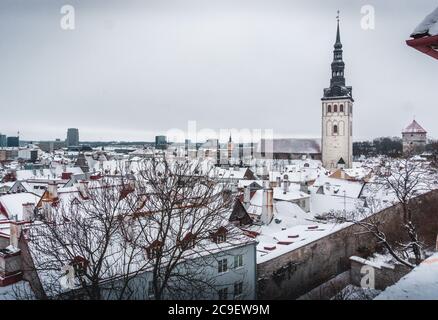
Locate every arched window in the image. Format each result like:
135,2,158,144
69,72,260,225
327,105,332,113
333,125,338,134
340,104,344,113
334,105,338,113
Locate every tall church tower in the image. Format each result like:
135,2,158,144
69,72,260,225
321,14,354,170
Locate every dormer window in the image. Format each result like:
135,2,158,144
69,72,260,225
71,256,89,276
211,226,228,244
177,232,196,250
146,240,163,259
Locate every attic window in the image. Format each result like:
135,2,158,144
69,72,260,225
71,256,88,276
146,240,163,259
177,232,196,250
211,226,228,244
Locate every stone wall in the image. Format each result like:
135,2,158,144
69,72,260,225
257,190,438,299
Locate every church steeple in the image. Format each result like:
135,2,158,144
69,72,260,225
321,11,354,171
322,11,353,101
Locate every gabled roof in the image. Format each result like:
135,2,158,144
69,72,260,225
402,120,427,134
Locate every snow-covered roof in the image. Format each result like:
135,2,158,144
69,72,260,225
402,120,427,134
0,193,41,220
310,175,365,199
375,252,438,300
15,167,84,181
255,222,349,264
411,6,438,37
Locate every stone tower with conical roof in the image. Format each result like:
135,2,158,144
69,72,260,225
321,13,354,169
402,119,427,155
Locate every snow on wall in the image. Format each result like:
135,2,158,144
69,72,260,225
375,252,438,300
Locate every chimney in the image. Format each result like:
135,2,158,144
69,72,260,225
300,181,309,194
243,186,251,207
42,199,53,221
77,180,90,199
261,187,274,225
9,221,22,248
47,181,58,200
22,203,35,222
276,176,281,188
283,175,289,194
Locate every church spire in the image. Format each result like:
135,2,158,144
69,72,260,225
322,11,353,100
335,11,342,47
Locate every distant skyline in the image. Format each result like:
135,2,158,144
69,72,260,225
0,0,437,142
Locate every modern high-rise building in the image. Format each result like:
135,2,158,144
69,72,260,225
0,134,6,148
66,128,80,147
6,136,19,147
321,16,354,169
155,135,167,150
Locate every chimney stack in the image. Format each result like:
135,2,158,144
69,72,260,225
42,199,53,221
283,175,289,194
276,176,281,188
47,181,58,200
77,180,90,199
300,181,309,194
261,187,274,225
22,203,35,222
9,221,22,248
243,186,251,207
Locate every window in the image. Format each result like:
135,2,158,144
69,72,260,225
218,287,228,300
327,105,332,113
334,105,338,113
146,240,162,259
234,282,243,299
340,104,344,113
234,255,243,269
216,234,226,243
211,226,228,244
218,258,228,273
333,125,338,134
71,256,88,276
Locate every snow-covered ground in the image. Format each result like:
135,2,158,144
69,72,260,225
375,252,438,300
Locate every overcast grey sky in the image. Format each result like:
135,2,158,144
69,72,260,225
0,0,436,142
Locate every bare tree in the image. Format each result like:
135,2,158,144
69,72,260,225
135,158,248,300
17,158,250,300
20,175,152,300
330,157,437,268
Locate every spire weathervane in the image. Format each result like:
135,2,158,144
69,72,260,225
337,10,340,22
